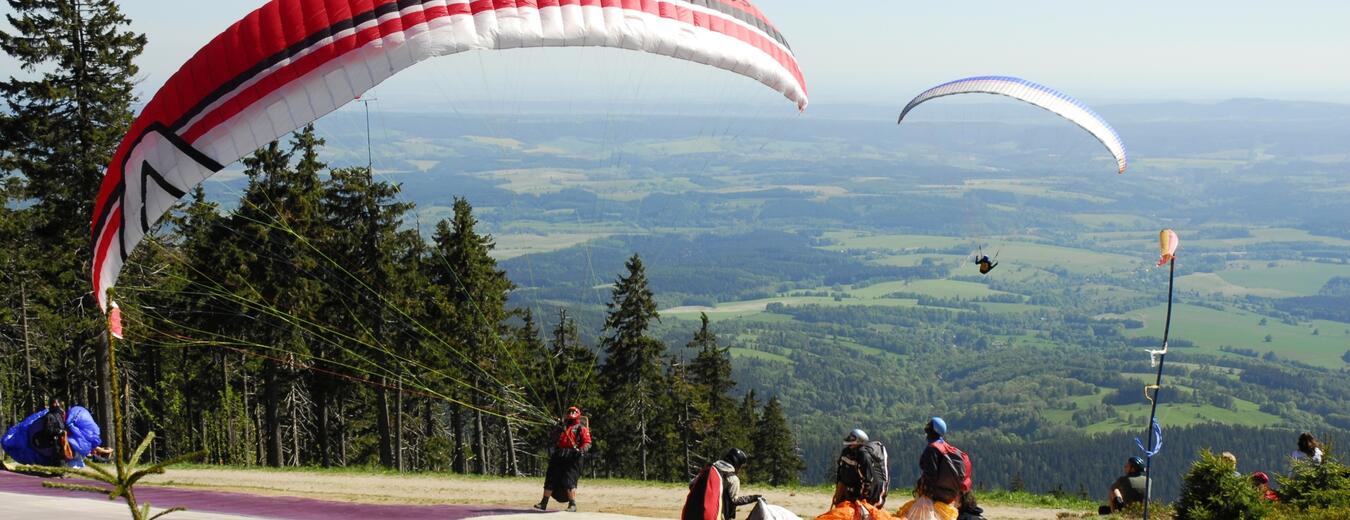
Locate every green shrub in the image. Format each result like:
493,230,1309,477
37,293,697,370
1174,449,1271,520
1275,451,1350,511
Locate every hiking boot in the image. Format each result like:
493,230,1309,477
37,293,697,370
566,502,577,512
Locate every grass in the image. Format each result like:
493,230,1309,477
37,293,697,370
490,232,610,259
728,347,793,364
1215,260,1350,296
1082,398,1282,433
822,231,968,252
975,489,1098,511
847,279,1008,300
1184,228,1350,249
985,240,1141,275
662,295,921,319
1177,273,1296,298
1121,303,1349,368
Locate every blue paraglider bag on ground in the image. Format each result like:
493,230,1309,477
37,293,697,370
2,406,102,467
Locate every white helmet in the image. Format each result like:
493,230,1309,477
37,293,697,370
844,428,869,447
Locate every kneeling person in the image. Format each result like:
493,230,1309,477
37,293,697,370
683,448,761,520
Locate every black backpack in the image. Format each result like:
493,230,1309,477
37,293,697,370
839,441,890,506
31,410,66,451
860,441,890,506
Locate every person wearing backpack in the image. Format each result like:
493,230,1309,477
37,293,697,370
683,448,761,520
917,417,972,506
832,428,890,508
535,406,592,512
29,398,71,463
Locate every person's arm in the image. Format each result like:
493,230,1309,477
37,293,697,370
728,476,760,506
579,426,592,452
832,482,844,505
1108,478,1126,510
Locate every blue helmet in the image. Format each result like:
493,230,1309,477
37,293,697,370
927,417,948,436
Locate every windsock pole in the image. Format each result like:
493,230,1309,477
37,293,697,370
1142,257,1175,520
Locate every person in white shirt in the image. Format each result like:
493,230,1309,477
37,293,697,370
1292,432,1323,464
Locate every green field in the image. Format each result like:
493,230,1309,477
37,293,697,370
1122,303,1350,368
847,279,1008,299
1185,227,1350,249
1215,260,1350,296
1177,272,1296,298
986,240,1141,274
822,231,968,251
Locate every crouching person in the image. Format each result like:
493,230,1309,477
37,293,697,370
683,448,761,520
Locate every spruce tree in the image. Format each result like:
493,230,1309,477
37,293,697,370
429,197,514,474
687,313,738,463
322,166,414,468
751,396,805,486
546,309,600,417
0,0,146,446
598,254,665,479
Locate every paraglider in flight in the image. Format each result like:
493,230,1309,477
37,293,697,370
897,76,1128,174
91,0,809,310
972,246,999,275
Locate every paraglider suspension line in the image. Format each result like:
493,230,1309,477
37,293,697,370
1142,258,1175,520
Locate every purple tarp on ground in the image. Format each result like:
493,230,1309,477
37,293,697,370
0,469,537,520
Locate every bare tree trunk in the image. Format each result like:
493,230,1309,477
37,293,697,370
316,383,330,467
20,282,33,412
97,331,115,451
338,392,348,466
640,404,648,481
290,387,300,467
451,404,465,473
264,365,282,467
423,399,434,471
474,403,486,474
376,380,393,468
395,378,404,472
223,355,236,464
505,418,520,476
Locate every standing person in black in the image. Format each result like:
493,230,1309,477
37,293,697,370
535,406,592,512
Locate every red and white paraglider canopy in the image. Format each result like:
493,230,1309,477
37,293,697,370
91,0,809,309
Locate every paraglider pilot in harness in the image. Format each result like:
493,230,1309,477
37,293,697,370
833,428,889,507
683,448,761,520
536,406,591,512
917,417,974,508
975,255,997,275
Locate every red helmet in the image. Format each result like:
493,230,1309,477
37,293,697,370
566,406,581,420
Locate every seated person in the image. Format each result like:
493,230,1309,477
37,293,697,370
1100,457,1148,514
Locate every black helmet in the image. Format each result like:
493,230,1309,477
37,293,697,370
724,448,748,469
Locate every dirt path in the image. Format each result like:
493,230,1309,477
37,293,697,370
145,468,1074,519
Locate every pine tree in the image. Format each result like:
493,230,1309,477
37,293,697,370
687,313,738,465
751,396,805,486
322,166,415,468
232,139,327,467
0,0,146,447
735,390,760,482
546,309,600,418
428,197,514,474
598,254,666,479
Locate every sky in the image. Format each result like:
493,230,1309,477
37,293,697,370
8,1,1350,109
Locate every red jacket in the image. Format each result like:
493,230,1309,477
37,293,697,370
555,421,591,450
